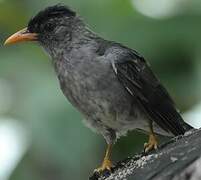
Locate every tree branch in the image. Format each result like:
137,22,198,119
89,128,200,180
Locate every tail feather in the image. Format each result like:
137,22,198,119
180,120,193,133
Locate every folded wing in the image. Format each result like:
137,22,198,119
110,47,192,136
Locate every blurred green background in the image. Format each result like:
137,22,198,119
1,0,201,180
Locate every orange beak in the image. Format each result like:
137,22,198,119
4,28,38,45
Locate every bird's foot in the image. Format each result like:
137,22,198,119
94,159,113,174
144,134,158,153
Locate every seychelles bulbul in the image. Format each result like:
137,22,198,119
4,5,193,173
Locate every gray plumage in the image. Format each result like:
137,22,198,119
27,5,192,145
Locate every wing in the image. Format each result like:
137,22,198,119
110,48,190,136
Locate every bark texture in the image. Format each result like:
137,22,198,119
90,128,200,180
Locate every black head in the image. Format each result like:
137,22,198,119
5,5,84,56
28,5,76,34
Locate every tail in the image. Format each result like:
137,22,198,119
180,120,194,133
153,117,194,137
172,114,194,136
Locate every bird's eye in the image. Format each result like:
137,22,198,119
45,22,55,32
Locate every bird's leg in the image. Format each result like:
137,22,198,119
144,121,158,153
94,144,113,173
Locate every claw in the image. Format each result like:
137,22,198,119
144,134,158,153
94,159,113,173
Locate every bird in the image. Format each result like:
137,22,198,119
4,5,193,173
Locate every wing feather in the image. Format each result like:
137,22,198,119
111,49,191,135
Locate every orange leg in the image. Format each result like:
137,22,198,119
94,144,113,173
144,122,158,153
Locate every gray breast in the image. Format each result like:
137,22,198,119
53,46,144,133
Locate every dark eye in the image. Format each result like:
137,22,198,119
45,22,55,32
